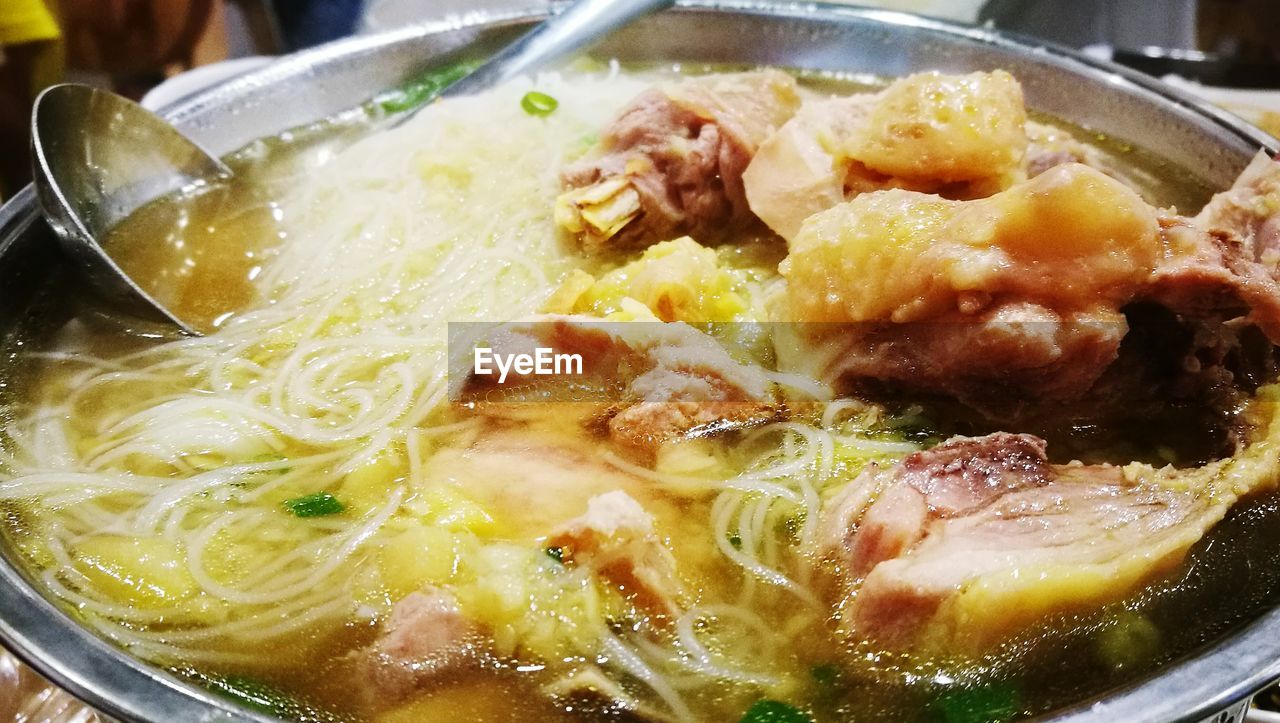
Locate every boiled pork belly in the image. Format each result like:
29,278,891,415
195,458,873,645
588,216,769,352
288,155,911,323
815,420,1280,653
556,70,801,252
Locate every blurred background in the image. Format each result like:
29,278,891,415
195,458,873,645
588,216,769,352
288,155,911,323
0,0,1278,719
2,0,1279,201
2,0,1280,203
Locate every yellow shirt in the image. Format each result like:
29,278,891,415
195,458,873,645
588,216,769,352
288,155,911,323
0,0,60,47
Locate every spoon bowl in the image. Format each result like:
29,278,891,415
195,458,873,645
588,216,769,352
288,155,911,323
31,84,230,335
28,0,672,336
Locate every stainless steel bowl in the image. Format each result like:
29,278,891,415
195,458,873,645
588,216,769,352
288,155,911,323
1,3,1278,721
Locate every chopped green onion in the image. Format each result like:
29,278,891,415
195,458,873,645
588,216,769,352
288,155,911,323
876,407,943,446
740,700,813,723
810,663,846,703
934,682,1021,723
283,492,344,518
376,60,480,114
810,663,841,687
204,675,301,717
1094,610,1161,671
779,512,805,540
521,91,559,117
248,454,290,475
728,534,743,550
545,545,565,563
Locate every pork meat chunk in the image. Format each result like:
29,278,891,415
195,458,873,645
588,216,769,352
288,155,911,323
557,71,801,252
781,163,1161,325
1149,215,1280,340
354,587,482,704
1023,120,1106,178
779,155,1280,412
742,95,878,242
1150,153,1280,339
1196,151,1280,270
546,491,684,615
785,302,1129,411
816,433,1233,652
852,70,1028,185
776,164,1155,406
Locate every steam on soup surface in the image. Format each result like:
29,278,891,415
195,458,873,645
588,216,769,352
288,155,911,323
3,60,1280,723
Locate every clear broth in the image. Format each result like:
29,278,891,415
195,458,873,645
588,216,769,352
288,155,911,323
0,65,1272,723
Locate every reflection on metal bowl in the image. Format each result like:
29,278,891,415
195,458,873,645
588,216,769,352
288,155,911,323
0,3,1278,721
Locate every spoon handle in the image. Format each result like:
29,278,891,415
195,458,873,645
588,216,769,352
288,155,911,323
442,0,678,96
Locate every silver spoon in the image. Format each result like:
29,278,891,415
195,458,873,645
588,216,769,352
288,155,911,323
31,0,676,336
32,85,231,335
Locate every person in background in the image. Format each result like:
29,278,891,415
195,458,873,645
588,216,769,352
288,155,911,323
0,0,62,201
0,0,225,200
58,0,215,99
272,0,364,51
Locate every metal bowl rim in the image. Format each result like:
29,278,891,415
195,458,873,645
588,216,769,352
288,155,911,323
0,2,1278,721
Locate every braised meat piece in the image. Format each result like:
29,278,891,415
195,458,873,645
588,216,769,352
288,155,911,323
818,433,1053,581
1152,153,1280,339
557,71,800,252
815,432,1258,652
353,587,482,704
781,163,1160,325
546,491,684,615
798,303,1129,408
778,164,1158,408
741,95,879,242
779,156,1280,416
744,70,1029,242
1196,151,1280,270
1023,120,1105,178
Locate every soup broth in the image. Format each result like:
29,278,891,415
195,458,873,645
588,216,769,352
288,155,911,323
0,62,1277,723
